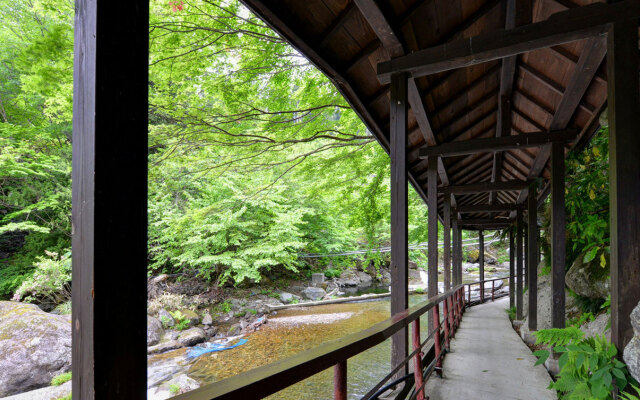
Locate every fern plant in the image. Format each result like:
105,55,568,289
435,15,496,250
534,328,637,399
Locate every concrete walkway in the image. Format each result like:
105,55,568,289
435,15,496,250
424,297,557,400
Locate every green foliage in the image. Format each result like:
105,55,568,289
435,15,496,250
13,250,71,305
620,385,640,400
324,268,341,279
534,328,637,399
218,301,232,314
542,128,610,270
51,372,71,386
506,306,516,321
169,384,181,395
247,308,257,315
56,395,72,400
567,312,595,328
169,311,190,331
414,287,424,294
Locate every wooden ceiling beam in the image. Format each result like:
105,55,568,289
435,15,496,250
455,204,520,214
431,64,501,116
345,40,381,75
377,1,639,83
491,0,531,204
319,3,357,48
512,36,607,214
459,218,513,225
446,107,498,143
435,88,499,134
441,179,530,194
420,129,577,158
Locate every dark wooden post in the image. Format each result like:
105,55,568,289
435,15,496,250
479,230,485,302
551,141,566,328
527,183,538,331
427,155,439,330
509,227,515,309
71,0,148,398
452,216,459,286
524,224,528,290
444,196,451,291
516,209,524,320
459,227,463,285
607,16,640,351
390,73,409,374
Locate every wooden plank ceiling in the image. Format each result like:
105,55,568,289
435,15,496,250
240,0,611,228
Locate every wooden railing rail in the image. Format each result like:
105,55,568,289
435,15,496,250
174,285,466,400
464,276,512,305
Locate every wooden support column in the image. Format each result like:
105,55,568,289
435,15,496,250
444,196,452,291
479,230,485,302
71,0,149,398
527,183,538,331
516,209,524,320
458,227,463,286
427,155,439,328
551,142,566,328
390,73,409,374
607,16,640,351
452,216,460,286
509,227,515,309
524,223,529,289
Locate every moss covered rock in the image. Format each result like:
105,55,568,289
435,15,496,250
0,301,71,397
565,250,610,299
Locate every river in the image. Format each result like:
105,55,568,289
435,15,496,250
148,267,509,399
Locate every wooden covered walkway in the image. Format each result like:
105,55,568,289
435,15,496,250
425,297,556,400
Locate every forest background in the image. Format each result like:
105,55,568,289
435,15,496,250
0,0,609,303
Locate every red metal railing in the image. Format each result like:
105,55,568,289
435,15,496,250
174,285,466,400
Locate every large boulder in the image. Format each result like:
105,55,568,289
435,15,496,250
565,250,610,299
624,301,640,382
354,270,373,288
177,327,206,346
148,316,164,346
301,287,326,301
580,312,610,341
0,301,71,397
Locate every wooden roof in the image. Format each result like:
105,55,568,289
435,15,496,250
240,0,612,227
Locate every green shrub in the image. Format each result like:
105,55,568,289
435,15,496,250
13,250,71,305
169,383,181,395
533,328,637,399
51,372,71,386
247,309,257,315
235,310,246,317
324,268,341,279
506,306,516,321
169,311,190,331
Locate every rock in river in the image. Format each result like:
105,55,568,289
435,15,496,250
624,301,640,382
0,301,71,397
301,286,326,301
178,327,207,346
148,315,164,346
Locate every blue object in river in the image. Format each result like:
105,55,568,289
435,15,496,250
186,338,248,358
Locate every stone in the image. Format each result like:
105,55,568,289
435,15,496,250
580,313,610,341
147,340,184,355
0,302,72,397
0,380,72,400
179,309,200,326
624,301,640,381
177,327,206,346
355,270,373,287
565,250,610,299
147,316,164,346
227,323,242,336
380,270,392,285
163,330,180,341
158,309,175,327
279,292,299,304
148,373,200,399
311,273,325,285
301,286,326,301
202,313,213,326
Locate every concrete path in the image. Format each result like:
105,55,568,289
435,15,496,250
424,297,557,400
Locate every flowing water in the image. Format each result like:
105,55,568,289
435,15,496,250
148,268,508,399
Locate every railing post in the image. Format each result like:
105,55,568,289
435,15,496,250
491,280,495,301
443,297,450,350
467,284,470,305
433,304,442,372
334,360,347,400
412,320,425,400
448,296,454,339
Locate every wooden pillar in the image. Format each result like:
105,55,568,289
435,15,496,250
509,226,515,309
71,0,149,398
607,17,640,351
524,223,529,289
551,142,566,328
527,183,538,331
479,230,485,302
390,73,409,374
452,216,459,286
427,155,439,327
516,209,524,320
444,196,451,291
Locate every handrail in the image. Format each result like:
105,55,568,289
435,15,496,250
464,276,512,305
173,284,465,400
